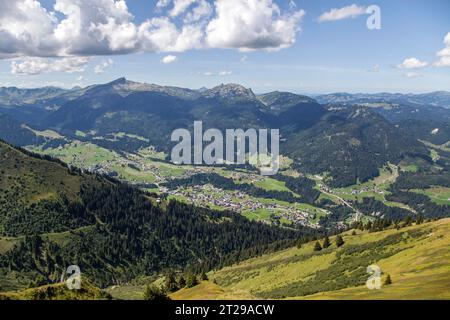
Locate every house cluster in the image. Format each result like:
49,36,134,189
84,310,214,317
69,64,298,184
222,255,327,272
168,184,315,227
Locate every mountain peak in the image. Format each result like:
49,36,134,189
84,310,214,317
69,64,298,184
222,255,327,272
108,77,128,85
203,83,255,99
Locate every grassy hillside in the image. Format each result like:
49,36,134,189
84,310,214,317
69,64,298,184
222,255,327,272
171,218,450,300
0,140,83,204
0,279,109,300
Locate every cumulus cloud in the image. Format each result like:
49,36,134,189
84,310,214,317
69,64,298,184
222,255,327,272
162,54,178,64
397,57,428,69
434,32,450,67
206,0,305,51
184,0,212,23
11,57,90,75
169,0,197,17
434,56,450,68
94,58,114,74
318,4,366,22
0,0,59,57
0,0,305,61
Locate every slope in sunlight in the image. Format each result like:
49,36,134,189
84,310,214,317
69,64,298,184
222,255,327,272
171,218,450,300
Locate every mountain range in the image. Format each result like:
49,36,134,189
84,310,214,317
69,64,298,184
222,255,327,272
2,78,448,187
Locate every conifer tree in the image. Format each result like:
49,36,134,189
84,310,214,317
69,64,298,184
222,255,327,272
143,285,170,301
336,235,345,247
164,272,178,293
186,274,199,288
313,241,322,252
322,236,331,248
178,276,186,288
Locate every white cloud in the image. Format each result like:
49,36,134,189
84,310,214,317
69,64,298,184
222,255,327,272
402,72,423,78
318,4,366,22
397,57,428,69
94,58,114,74
206,0,305,51
0,0,306,59
202,70,232,76
219,70,232,76
434,32,450,67
53,0,138,55
170,0,197,17
184,0,212,23
162,54,178,64
0,0,59,57
156,0,172,9
434,56,450,68
138,17,204,52
11,57,90,75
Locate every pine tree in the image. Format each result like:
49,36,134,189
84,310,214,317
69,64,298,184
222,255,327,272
384,274,392,285
178,275,186,288
313,241,322,252
200,272,208,281
335,235,345,247
186,274,199,288
164,271,178,293
416,215,424,225
322,236,331,248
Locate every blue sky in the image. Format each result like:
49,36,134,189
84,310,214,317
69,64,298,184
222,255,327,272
0,0,449,93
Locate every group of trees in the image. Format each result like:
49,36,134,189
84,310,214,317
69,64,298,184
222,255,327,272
273,174,321,204
386,170,450,220
143,271,208,300
313,235,345,252
353,197,412,221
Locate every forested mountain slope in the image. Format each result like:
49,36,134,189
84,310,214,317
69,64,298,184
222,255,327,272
0,140,314,291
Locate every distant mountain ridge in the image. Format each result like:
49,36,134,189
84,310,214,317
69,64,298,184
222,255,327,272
315,91,450,109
